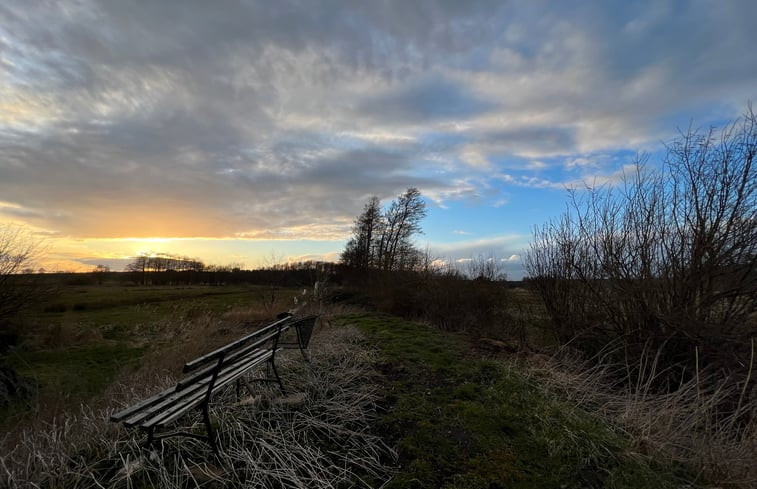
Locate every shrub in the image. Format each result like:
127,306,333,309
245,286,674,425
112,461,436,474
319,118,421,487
526,106,757,378
372,268,512,338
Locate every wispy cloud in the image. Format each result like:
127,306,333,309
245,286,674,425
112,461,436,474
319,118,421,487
0,0,755,271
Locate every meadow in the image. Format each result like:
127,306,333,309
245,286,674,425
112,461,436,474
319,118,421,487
2,282,300,430
0,277,753,488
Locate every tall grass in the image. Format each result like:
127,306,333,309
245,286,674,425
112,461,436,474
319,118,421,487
1,324,395,488
524,339,757,488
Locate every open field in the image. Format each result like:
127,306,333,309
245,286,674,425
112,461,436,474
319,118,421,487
2,284,301,430
0,281,743,488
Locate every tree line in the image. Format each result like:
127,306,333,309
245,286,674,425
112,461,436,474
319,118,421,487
125,253,205,273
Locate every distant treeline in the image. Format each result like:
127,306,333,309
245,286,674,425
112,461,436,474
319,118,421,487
17,265,528,289
23,261,341,287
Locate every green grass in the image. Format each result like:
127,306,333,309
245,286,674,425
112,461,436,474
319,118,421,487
27,285,276,340
10,344,146,399
2,284,298,430
3,343,146,432
334,312,700,489
11,284,299,347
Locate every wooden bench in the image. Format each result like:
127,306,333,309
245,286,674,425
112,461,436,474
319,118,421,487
110,313,318,453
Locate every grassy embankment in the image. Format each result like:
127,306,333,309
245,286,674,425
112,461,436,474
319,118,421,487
335,312,703,489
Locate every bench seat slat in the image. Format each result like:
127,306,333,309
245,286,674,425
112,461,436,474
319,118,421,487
111,343,268,423
126,348,278,429
123,381,206,427
111,383,181,422
124,349,272,427
141,348,280,429
115,341,275,424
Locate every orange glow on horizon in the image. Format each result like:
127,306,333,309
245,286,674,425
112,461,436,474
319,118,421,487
28,233,343,273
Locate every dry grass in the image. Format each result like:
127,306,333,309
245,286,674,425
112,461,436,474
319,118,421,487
1,318,395,488
521,339,757,488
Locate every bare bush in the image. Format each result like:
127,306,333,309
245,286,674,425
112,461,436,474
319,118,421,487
466,253,508,282
0,225,47,324
526,105,757,379
379,266,512,337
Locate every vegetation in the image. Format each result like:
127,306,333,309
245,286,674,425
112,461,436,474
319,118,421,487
341,187,428,271
0,276,751,487
526,106,756,376
0,283,301,430
524,106,757,486
336,312,699,488
2,324,394,488
0,224,49,327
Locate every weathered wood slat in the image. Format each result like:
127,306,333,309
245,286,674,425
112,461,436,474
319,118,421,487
143,349,280,429
111,383,179,422
176,344,272,391
110,312,316,454
112,319,291,423
182,314,291,372
123,348,276,428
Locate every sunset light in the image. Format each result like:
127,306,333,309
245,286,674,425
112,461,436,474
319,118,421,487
2,3,756,487
0,2,755,278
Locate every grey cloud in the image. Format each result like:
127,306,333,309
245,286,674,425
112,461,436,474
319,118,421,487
478,126,577,157
2,0,756,242
427,235,530,279
359,77,495,124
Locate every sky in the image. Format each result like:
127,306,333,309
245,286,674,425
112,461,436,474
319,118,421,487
1,1,756,279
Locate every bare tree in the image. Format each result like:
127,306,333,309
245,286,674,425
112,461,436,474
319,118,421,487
377,188,426,271
92,264,110,285
341,196,383,269
342,188,427,272
466,253,508,282
0,225,46,323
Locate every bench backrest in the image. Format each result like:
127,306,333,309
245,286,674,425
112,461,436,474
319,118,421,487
291,315,317,350
182,313,293,374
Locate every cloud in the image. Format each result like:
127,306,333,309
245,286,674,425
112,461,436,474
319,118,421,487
430,238,528,279
234,223,352,241
0,0,755,257
428,234,529,263
359,77,495,124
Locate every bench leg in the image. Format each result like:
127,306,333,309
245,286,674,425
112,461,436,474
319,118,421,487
295,325,311,363
241,377,257,398
202,403,220,456
145,426,155,448
269,359,285,394
297,337,311,363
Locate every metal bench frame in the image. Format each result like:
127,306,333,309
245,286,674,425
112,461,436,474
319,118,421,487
110,313,318,454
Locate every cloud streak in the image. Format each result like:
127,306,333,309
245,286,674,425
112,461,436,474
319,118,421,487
1,1,755,273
